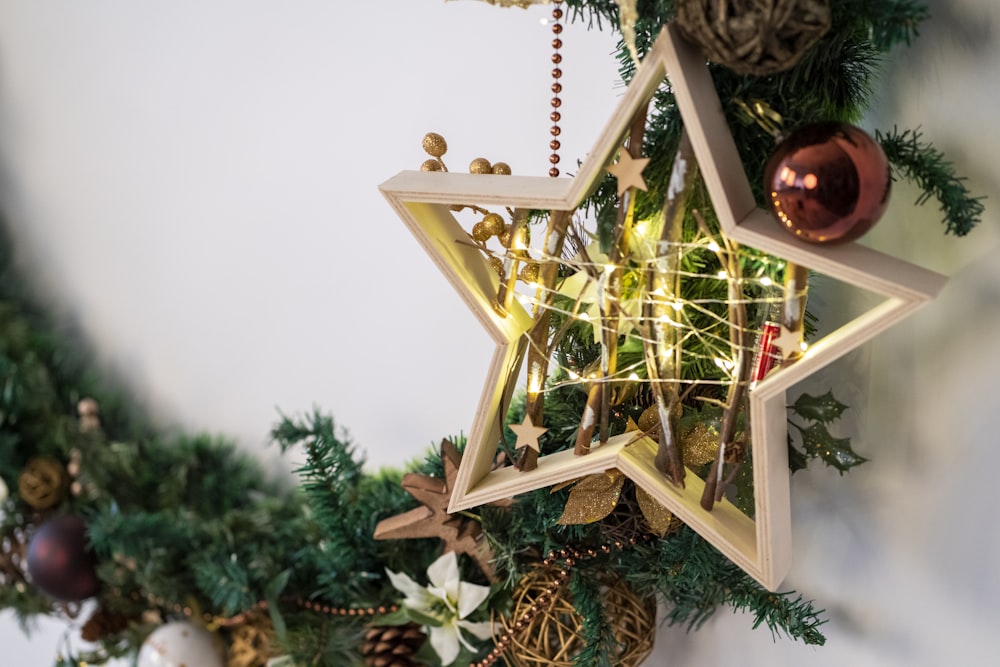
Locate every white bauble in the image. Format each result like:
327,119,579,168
137,620,224,667
0,475,8,503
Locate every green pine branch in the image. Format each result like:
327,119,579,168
877,127,985,236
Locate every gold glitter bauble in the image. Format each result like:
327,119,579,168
227,614,278,667
492,162,512,175
482,212,505,236
496,566,655,667
682,422,720,467
472,222,491,243
498,227,512,247
488,257,504,275
421,132,448,157
420,158,443,172
18,457,69,510
637,404,660,433
520,262,540,283
469,157,493,174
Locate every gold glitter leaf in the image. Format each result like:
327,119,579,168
635,486,674,537
557,470,625,525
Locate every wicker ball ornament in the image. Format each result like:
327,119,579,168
675,0,832,76
495,567,655,667
19,456,69,510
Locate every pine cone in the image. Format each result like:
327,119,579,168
81,607,130,642
360,623,427,667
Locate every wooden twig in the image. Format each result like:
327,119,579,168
701,232,753,510
517,210,574,471
645,130,697,486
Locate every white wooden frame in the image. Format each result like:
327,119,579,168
380,24,947,591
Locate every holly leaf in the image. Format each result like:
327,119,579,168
787,435,809,473
732,449,755,518
797,422,867,473
792,391,848,424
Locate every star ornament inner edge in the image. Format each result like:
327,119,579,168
379,24,947,591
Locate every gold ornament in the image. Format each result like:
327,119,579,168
637,404,659,433
19,456,69,510
498,227,511,247
519,263,540,283
636,409,719,468
556,471,624,525
492,162,512,175
557,469,677,536
488,257,504,275
227,614,278,667
496,567,654,667
422,132,448,158
472,222,492,243
469,157,493,174
635,486,677,537
421,159,444,172
481,212,505,237
681,422,720,467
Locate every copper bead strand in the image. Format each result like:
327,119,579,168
549,0,564,177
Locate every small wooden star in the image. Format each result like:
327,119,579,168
510,414,547,453
373,440,499,581
606,149,650,197
770,326,803,361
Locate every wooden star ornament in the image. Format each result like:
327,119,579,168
770,326,803,362
373,440,498,581
606,150,650,196
509,414,547,454
380,25,946,590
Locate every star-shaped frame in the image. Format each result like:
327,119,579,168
380,25,947,590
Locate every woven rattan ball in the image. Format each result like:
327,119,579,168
18,456,69,510
675,0,832,76
496,566,655,667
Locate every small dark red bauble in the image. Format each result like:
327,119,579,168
764,122,891,244
26,515,100,601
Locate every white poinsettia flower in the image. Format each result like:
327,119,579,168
386,551,492,666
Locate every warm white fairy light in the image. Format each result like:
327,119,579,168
456,205,796,401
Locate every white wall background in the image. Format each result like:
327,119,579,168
0,1,997,665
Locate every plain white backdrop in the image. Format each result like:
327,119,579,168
0,1,998,665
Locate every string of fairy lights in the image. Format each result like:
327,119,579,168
461,208,805,398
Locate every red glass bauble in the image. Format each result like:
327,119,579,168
26,514,100,601
764,122,891,244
